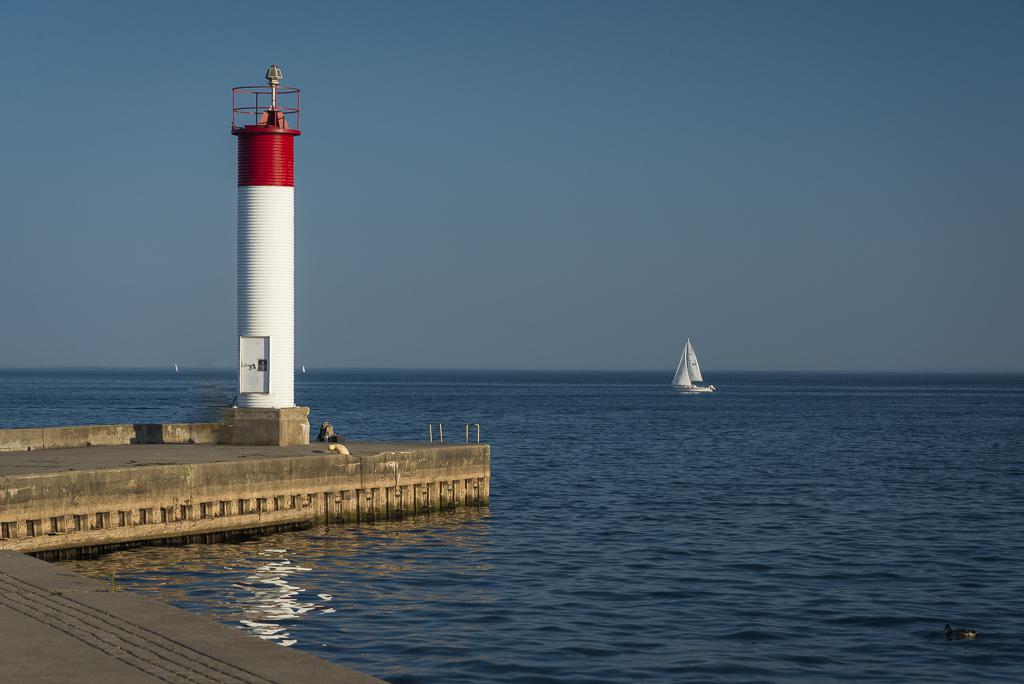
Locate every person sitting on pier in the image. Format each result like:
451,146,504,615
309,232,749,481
316,421,335,442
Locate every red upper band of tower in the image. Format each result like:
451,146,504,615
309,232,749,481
232,84,301,187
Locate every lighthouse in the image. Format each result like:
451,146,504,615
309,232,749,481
224,66,309,445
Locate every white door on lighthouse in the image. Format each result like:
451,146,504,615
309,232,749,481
239,336,270,394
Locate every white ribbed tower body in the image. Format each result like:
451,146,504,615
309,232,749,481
237,186,295,408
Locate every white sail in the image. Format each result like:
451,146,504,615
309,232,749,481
685,339,703,382
672,345,692,386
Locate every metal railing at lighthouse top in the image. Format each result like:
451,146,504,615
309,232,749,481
232,85,301,131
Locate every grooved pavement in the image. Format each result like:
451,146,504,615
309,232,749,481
0,551,383,683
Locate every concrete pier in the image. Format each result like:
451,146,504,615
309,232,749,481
0,441,490,559
0,435,489,679
0,549,383,682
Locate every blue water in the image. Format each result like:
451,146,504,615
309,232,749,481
3,369,1024,682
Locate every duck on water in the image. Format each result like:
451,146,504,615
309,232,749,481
945,624,978,640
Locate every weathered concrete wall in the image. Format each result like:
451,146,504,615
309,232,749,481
0,444,490,558
1,409,309,452
0,423,222,452
0,428,44,452
220,407,310,446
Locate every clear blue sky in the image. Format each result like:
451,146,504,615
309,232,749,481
1,1,1021,371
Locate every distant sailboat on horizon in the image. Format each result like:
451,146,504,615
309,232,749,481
174,363,179,374
301,365,306,374
672,338,715,393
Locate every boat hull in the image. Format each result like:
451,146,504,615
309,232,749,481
673,384,716,393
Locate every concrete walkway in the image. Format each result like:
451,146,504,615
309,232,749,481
0,550,383,683
0,441,422,476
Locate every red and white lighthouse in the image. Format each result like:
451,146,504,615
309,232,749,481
232,66,301,408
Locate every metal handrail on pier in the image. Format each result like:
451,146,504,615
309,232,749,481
427,423,482,444
428,423,443,444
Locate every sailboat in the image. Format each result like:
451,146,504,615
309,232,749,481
301,365,306,374
672,338,716,392
174,363,179,374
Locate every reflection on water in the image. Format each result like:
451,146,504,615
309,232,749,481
63,509,492,657
236,549,322,647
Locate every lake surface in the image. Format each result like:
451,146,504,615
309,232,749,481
3,369,1023,682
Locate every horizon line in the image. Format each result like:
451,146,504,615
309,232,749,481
1,366,1023,375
